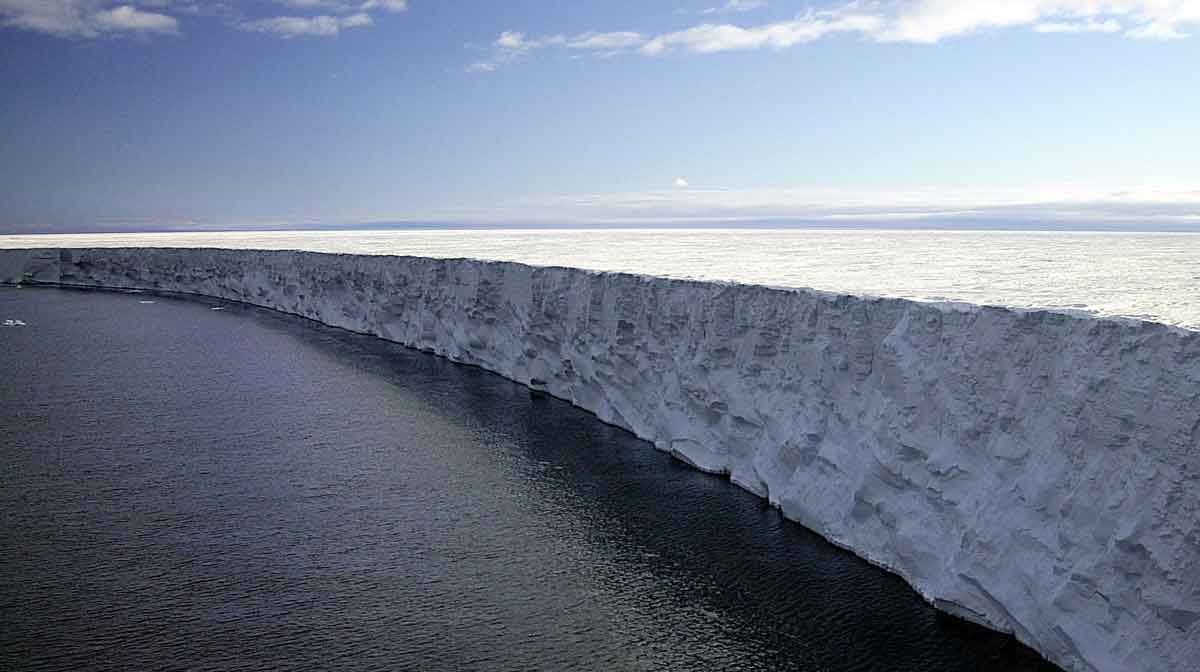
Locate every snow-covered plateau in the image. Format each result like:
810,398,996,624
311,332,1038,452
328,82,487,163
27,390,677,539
2,247,1197,672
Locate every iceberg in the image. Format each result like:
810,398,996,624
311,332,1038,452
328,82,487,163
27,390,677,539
2,246,1196,672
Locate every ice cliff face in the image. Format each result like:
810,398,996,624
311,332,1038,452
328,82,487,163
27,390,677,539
2,247,1197,672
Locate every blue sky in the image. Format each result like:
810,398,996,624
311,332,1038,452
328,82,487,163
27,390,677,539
1,0,1198,233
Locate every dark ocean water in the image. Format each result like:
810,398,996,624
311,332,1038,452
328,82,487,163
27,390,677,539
0,287,1059,671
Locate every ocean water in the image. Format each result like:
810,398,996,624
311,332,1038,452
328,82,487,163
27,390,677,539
0,287,1059,671
2,228,1198,329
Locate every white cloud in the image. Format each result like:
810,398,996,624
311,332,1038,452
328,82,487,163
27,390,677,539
0,0,406,39
565,31,645,50
1034,18,1122,33
274,0,409,13
246,0,404,39
360,0,406,12
675,178,690,188
875,0,1200,44
92,4,177,32
340,11,371,28
464,30,543,72
701,0,768,15
1127,20,1191,39
239,12,373,38
640,12,881,54
470,30,648,72
0,0,179,38
276,0,352,11
249,0,403,38
480,0,1200,67
495,30,530,49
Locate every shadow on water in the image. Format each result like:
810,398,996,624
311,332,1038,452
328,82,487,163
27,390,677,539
0,287,1062,671
234,292,1062,672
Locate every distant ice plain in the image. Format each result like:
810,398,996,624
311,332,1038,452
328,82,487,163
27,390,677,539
3,228,1197,330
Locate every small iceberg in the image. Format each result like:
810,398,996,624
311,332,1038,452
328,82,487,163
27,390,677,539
2,319,26,327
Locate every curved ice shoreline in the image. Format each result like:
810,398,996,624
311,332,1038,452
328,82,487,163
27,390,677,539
3,247,1197,672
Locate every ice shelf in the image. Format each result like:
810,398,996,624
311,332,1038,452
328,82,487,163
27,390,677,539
2,247,1197,672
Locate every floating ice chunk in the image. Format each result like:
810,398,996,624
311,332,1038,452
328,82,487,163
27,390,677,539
138,300,156,304
211,307,225,311
2,319,26,327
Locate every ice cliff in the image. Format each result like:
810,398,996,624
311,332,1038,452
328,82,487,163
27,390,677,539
2,247,1197,672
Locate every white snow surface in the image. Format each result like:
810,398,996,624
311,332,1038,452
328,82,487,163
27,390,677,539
3,247,1198,672
3,229,1199,330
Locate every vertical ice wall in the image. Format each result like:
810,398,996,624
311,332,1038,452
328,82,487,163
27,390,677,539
2,247,1198,672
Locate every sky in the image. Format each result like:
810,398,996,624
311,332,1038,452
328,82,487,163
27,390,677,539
1,0,1199,233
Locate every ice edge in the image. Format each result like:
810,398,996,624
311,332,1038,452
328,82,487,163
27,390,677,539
3,247,1197,672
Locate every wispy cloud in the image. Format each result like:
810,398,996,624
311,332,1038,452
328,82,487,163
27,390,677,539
565,30,645,50
1033,18,1122,34
92,4,179,33
874,0,1197,43
240,0,407,38
275,0,355,11
1126,20,1191,40
467,29,652,71
239,12,373,38
473,0,1200,70
467,9,880,68
360,0,406,12
0,0,179,38
0,0,407,39
701,0,769,15
270,0,407,13
640,11,881,55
